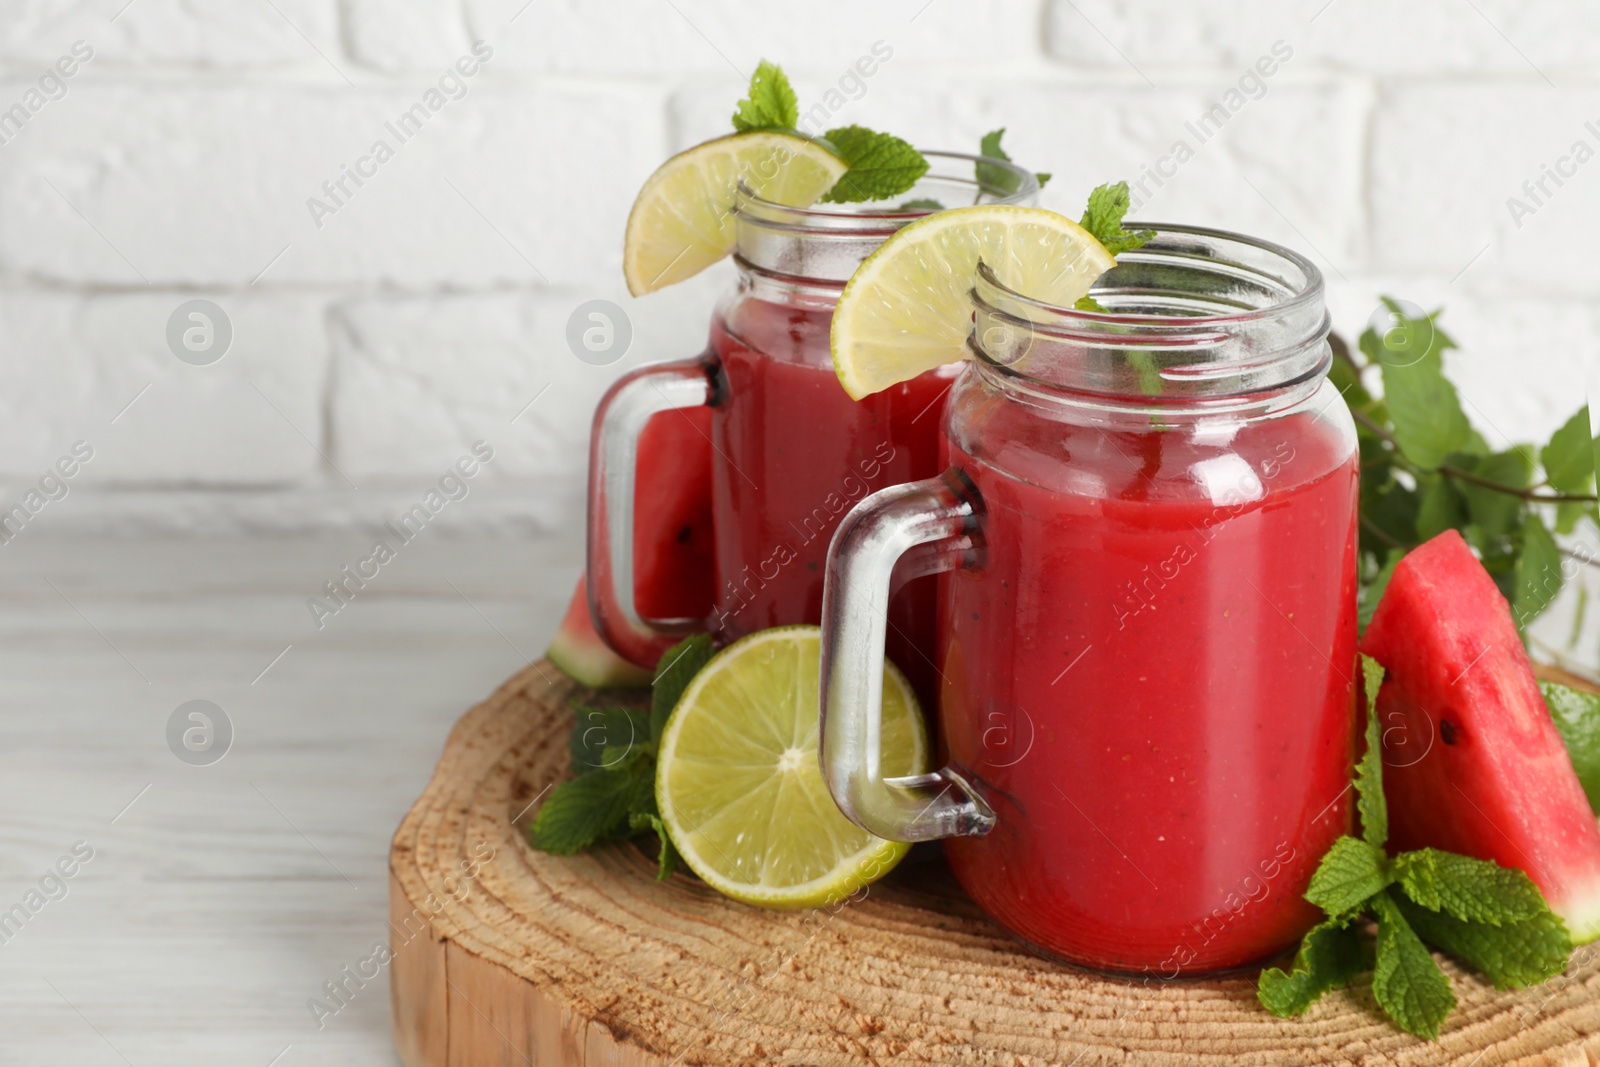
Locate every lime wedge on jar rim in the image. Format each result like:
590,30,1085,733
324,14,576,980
623,131,848,296
655,626,927,909
829,205,1115,400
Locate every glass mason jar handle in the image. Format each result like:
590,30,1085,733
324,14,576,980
586,357,714,669
819,472,996,842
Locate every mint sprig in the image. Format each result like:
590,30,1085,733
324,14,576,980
1079,181,1156,257
1355,654,1388,848
1344,299,1597,634
528,634,713,880
1545,407,1598,497
1395,893,1574,991
731,59,799,132
818,125,929,204
1304,835,1393,917
569,705,647,772
1368,303,1477,473
1369,891,1457,1040
527,761,652,855
650,634,714,742
975,128,1051,195
1256,654,1574,1039
1257,917,1364,1017
629,811,683,881
1071,181,1154,313
1392,848,1548,923
725,61,931,204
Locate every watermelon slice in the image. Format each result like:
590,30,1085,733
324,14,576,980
632,407,714,622
1360,529,1600,943
547,578,653,689
588,406,716,668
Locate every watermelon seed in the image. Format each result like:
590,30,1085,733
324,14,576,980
1440,720,1458,745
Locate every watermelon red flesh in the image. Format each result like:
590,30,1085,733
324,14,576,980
1360,529,1600,943
632,406,715,622
547,578,653,689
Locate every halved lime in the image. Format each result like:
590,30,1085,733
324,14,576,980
830,205,1116,399
623,131,848,296
655,626,926,909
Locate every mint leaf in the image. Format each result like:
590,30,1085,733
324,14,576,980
569,706,647,773
535,635,713,859
1514,511,1564,628
1392,849,1548,924
1540,681,1600,813
731,59,798,132
1257,917,1365,1017
1074,294,1109,313
819,126,929,203
975,130,1050,195
1369,890,1456,1040
1415,474,1465,542
1358,654,1389,849
1362,474,1421,558
1543,406,1597,495
1376,308,1476,471
528,764,653,854
1306,835,1393,917
1395,893,1570,990
976,128,1018,194
896,197,944,211
1125,350,1163,397
651,634,716,742
629,812,682,882
1556,498,1593,535
1455,448,1534,538
1079,181,1155,257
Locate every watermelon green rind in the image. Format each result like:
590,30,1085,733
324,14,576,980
1556,881,1600,945
1360,530,1600,945
547,579,654,689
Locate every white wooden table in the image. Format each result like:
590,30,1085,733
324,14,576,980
0,534,582,1066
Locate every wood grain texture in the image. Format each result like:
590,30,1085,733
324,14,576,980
388,661,1600,1067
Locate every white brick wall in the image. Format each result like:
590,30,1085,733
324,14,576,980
0,0,340,67
1043,0,1600,75
0,0,1592,536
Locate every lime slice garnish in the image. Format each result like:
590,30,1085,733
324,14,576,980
655,625,926,909
830,204,1116,399
623,131,848,296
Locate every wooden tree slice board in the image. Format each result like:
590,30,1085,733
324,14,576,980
389,661,1600,1067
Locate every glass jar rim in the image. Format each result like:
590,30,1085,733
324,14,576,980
974,222,1324,335
968,223,1331,403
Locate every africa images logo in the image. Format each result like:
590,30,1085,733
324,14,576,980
305,42,495,229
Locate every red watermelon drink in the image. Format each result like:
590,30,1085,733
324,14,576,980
936,406,1358,973
707,302,952,696
589,152,1039,694
821,228,1360,974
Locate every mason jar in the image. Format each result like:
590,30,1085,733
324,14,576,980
820,225,1360,975
588,151,1039,702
